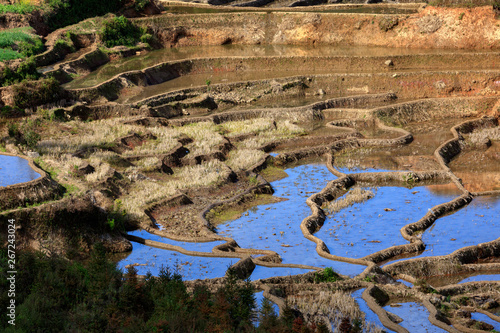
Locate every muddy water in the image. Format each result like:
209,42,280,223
449,141,500,192
217,162,367,276
317,185,457,260
65,43,495,90
426,272,500,288
383,301,448,332
0,154,41,187
333,118,463,173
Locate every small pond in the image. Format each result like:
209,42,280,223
0,154,41,187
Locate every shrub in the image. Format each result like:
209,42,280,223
0,105,24,118
24,130,40,149
45,0,124,30
1,57,40,86
18,38,44,57
7,122,20,137
12,77,61,109
100,16,143,48
0,3,38,14
314,267,340,283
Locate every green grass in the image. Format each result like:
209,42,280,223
0,3,38,14
0,28,44,58
0,48,23,61
0,27,35,48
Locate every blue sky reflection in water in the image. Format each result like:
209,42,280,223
0,154,41,186
317,185,457,259
383,302,448,332
216,163,367,277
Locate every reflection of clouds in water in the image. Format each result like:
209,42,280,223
0,155,41,187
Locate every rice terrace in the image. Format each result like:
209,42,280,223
0,0,499,331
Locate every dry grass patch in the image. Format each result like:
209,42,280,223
85,162,113,183
220,118,275,137
122,160,230,220
37,119,144,155
467,127,500,146
177,122,225,155
288,290,383,333
122,127,180,156
238,120,306,149
325,187,374,215
226,149,266,172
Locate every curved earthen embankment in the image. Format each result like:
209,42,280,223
383,237,500,279
0,194,131,255
44,47,110,83
0,153,64,211
126,151,327,276
274,115,412,165
434,116,499,193
361,284,463,333
59,51,500,88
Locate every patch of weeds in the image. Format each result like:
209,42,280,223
1,57,40,86
440,303,450,313
7,118,41,149
1,105,24,118
12,76,62,109
0,3,38,14
314,267,340,283
248,175,259,186
34,158,59,179
363,275,374,283
39,108,66,122
62,183,79,197
455,296,469,306
402,172,418,188
134,0,149,11
459,12,464,20
100,16,145,48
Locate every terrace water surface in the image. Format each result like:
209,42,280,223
383,301,448,332
0,154,41,187
216,162,367,277
317,185,458,260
